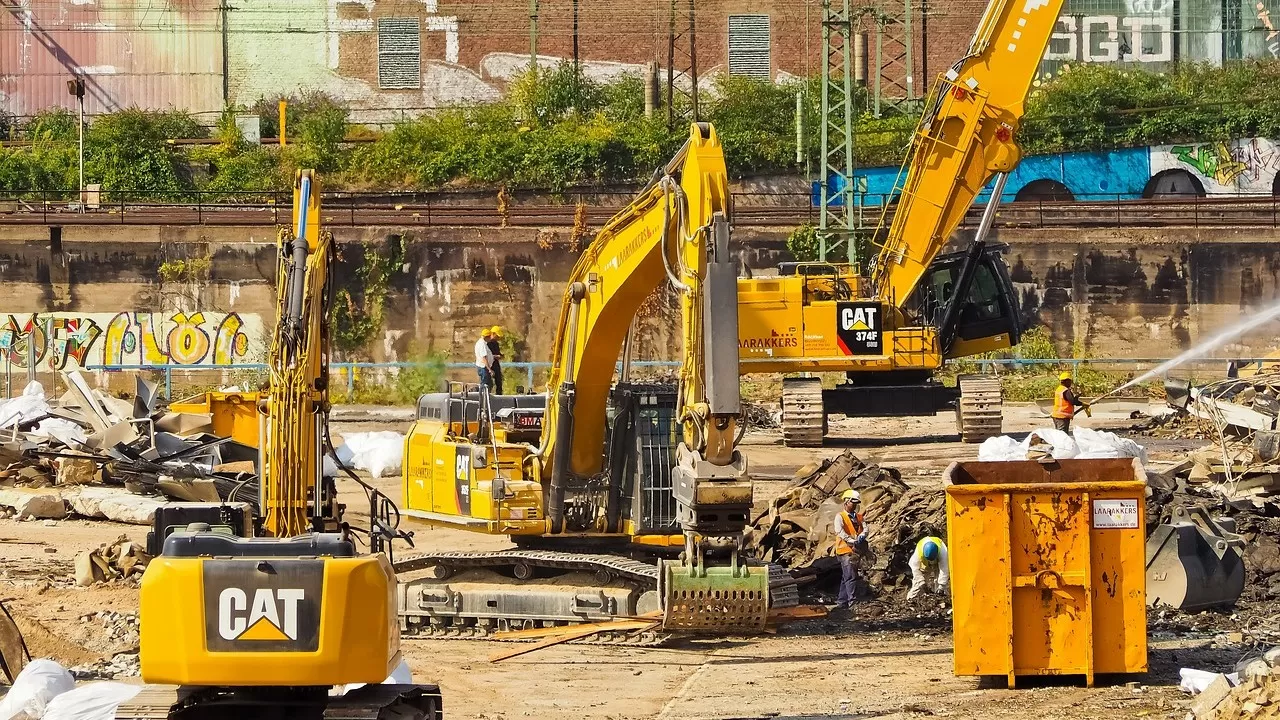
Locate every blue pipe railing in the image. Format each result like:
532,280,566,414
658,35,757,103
33,355,1259,400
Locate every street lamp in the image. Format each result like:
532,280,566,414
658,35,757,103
65,77,85,208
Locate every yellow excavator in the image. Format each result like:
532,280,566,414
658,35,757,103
128,172,440,718
738,0,1067,446
397,123,787,635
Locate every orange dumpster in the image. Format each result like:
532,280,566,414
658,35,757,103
944,458,1148,687
169,391,261,448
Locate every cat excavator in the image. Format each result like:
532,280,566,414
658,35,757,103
738,0,1069,446
396,122,788,636
125,171,441,719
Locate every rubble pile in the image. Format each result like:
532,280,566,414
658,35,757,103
1185,647,1280,720
747,450,945,598
73,537,149,587
0,374,261,526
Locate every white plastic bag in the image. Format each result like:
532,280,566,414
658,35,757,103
976,435,1024,461
41,682,141,720
331,659,414,697
322,442,357,477
1025,429,1079,459
0,659,75,720
1073,427,1148,463
1178,668,1238,694
331,432,404,478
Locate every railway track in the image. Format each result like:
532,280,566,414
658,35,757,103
4,195,1280,229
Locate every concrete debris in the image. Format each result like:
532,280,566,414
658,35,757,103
746,450,946,599
1195,667,1280,720
0,489,67,520
68,652,141,680
73,538,149,586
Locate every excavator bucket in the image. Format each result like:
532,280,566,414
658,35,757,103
658,558,769,633
1145,505,1245,611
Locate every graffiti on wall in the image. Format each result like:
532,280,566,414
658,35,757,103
1045,15,1174,64
1258,1,1280,58
0,312,263,371
1153,138,1280,193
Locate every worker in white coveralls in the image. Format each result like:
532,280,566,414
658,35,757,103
907,536,949,600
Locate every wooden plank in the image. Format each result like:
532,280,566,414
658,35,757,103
488,621,660,663
767,605,828,622
491,617,657,642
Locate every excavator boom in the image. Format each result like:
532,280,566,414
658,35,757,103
870,0,1065,303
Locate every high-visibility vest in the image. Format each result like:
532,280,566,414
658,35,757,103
915,536,944,569
835,511,864,555
1052,384,1075,419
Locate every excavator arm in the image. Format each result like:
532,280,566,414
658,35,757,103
870,0,1066,306
539,122,749,542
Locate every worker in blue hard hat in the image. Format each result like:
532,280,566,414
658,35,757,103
907,536,949,600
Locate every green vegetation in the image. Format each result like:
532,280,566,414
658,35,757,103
6,61,1280,199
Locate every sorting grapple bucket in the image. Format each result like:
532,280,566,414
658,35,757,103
1145,505,1245,611
658,558,768,633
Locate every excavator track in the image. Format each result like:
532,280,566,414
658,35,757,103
956,374,1003,443
781,377,826,447
394,551,797,644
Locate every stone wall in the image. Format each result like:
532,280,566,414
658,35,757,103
3,222,1280,378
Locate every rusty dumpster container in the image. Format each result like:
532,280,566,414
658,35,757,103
944,458,1147,687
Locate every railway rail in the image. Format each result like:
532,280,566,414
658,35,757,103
4,194,1280,228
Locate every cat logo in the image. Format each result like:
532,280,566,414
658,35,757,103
204,559,323,652
836,301,883,356
218,587,305,641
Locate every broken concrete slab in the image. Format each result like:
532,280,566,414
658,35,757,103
64,487,164,526
1191,673,1237,719
0,488,66,519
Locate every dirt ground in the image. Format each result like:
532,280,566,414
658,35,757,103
0,402,1231,719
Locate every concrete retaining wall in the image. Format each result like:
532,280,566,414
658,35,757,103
0,222,1277,370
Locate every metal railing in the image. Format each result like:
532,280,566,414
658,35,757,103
6,354,1257,403
4,189,1280,229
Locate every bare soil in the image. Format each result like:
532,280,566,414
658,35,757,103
0,403,1228,719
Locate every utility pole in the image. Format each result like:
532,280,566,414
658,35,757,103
529,0,539,70
219,0,232,105
572,0,580,105
66,77,85,209
818,0,857,265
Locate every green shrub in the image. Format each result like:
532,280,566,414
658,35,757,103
395,352,449,403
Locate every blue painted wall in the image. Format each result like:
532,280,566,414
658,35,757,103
815,145,1154,207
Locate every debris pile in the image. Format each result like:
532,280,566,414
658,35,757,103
746,450,945,599
1183,647,1280,720
0,374,402,530
73,537,149,587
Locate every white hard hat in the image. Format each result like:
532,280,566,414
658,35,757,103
841,489,861,503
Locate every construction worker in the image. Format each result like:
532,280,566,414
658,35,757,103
907,536,949,600
474,328,495,390
1050,371,1087,432
487,326,504,395
832,489,868,610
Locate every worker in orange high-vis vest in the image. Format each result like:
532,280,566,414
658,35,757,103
1050,372,1088,432
833,489,868,610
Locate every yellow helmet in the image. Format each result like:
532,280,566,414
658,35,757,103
1059,371,1072,381
841,489,861,503
490,325,503,338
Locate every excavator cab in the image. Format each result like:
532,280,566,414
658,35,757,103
910,243,1022,359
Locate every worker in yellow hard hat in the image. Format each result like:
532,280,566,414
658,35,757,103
832,489,868,610
486,326,504,395
1050,371,1088,432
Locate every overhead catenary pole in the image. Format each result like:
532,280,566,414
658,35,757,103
529,0,539,70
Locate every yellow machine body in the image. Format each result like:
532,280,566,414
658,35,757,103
135,171,423,713
139,552,400,686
